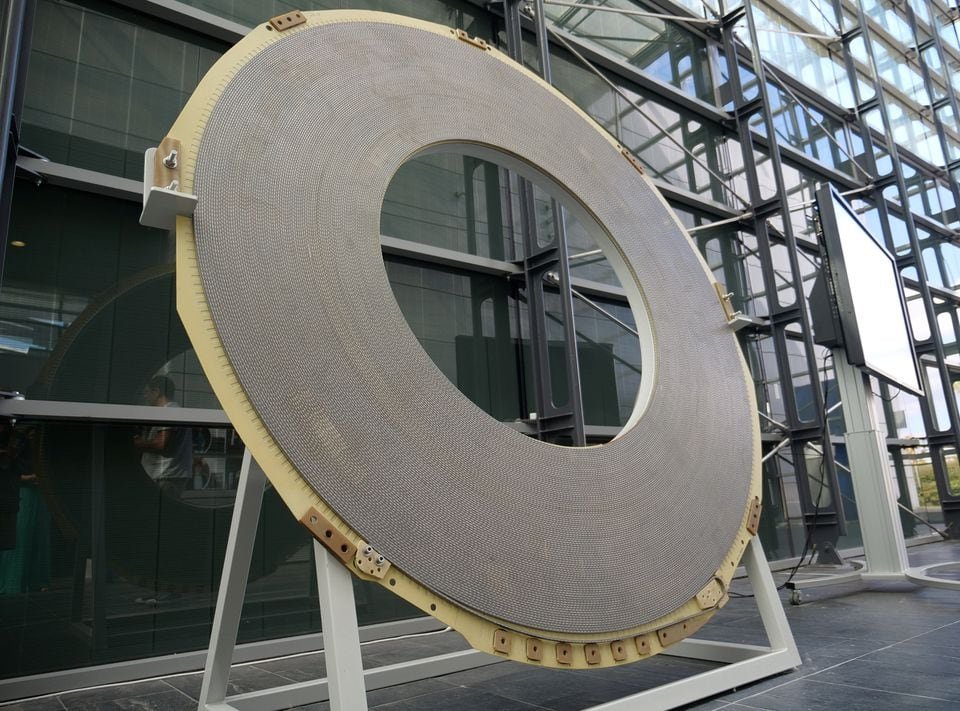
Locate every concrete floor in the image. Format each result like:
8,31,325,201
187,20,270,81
3,541,959,710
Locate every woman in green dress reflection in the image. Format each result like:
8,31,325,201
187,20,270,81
0,422,51,594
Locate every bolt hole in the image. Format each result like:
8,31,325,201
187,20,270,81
430,603,436,611
340,544,348,552
389,578,396,586
266,25,273,30
324,530,332,538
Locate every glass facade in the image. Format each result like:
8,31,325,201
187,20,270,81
2,0,960,695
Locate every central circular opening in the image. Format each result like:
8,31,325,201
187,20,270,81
379,148,647,446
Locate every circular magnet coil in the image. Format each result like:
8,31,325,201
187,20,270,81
172,11,760,665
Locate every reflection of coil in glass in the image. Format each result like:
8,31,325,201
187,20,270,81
32,266,302,592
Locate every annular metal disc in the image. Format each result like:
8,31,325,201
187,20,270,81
170,11,761,667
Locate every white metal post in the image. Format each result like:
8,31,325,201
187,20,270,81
314,540,368,711
832,350,909,577
587,537,800,710
198,449,267,710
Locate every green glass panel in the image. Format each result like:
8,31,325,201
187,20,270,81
0,185,220,406
0,418,416,679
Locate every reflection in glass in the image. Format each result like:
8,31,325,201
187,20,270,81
382,151,644,434
23,0,224,179
544,0,714,102
0,419,418,680
1,186,219,406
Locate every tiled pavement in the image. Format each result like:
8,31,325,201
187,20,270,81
3,541,959,710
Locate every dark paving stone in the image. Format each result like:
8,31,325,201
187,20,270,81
0,698,66,710
676,699,736,710
161,664,290,701
366,678,457,706
858,639,960,671
435,660,522,687
60,689,195,711
58,681,172,709
810,657,960,702
254,652,327,683
445,664,662,711
373,685,548,710
734,678,952,711
908,620,960,647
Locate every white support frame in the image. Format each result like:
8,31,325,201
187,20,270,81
584,537,801,710
787,352,960,600
197,450,497,711
199,450,801,711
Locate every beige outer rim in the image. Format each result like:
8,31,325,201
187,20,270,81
170,10,762,669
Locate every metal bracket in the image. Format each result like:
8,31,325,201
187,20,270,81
300,507,357,564
453,28,490,50
713,282,740,323
619,146,645,175
746,496,762,535
139,139,197,231
355,541,391,579
269,11,306,32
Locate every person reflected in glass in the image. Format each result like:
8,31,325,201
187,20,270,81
0,422,51,594
133,376,193,499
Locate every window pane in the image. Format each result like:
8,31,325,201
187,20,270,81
0,185,219,406
22,0,225,179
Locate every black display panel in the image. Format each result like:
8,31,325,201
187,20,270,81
815,184,923,396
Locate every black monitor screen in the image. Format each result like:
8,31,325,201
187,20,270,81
815,185,923,396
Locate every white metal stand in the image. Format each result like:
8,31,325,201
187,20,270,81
585,537,801,710
198,451,800,710
787,352,960,601
196,450,497,711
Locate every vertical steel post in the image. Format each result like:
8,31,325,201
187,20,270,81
0,0,33,290
502,0,585,444
718,0,844,556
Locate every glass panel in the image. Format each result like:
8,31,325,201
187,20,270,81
803,443,831,508
0,185,218,406
544,0,715,102
0,419,418,679
904,286,930,342
382,153,518,259
889,390,926,439
786,330,816,424
759,82,857,174
382,151,644,435
940,448,960,496
861,0,913,45
22,0,225,179
925,364,950,431
921,45,947,101
571,295,642,428
912,446,942,518
176,0,492,35
615,86,734,204
863,33,928,106
746,1,861,108
786,0,840,35
745,333,785,430
770,241,796,307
